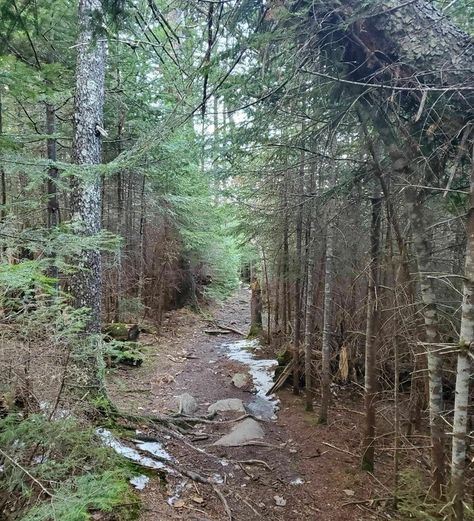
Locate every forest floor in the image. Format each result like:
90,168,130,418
107,286,394,521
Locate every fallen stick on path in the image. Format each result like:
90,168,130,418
266,360,294,395
213,485,232,521
211,321,246,336
321,442,357,458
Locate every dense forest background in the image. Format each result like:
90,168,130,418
0,1,473,520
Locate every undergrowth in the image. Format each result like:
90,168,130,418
0,414,140,521
397,468,474,520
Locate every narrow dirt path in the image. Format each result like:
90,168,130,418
108,288,384,521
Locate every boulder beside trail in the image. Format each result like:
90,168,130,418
207,398,245,414
214,418,264,447
175,393,198,415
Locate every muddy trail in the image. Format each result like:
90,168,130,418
108,287,386,521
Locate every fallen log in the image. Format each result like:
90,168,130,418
204,329,232,335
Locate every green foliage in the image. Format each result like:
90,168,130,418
20,471,136,521
396,469,474,520
0,414,138,521
103,340,144,367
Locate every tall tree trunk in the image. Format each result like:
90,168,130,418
369,110,446,496
46,103,60,230
304,221,315,411
249,277,263,338
319,217,335,424
451,147,474,520
0,89,6,222
70,0,107,396
293,145,305,395
361,195,382,471
404,184,446,498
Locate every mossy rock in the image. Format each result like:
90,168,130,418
103,324,140,342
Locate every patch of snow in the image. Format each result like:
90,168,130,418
96,428,166,470
212,473,224,484
130,475,150,490
220,339,279,419
133,440,172,461
290,477,304,486
167,479,188,506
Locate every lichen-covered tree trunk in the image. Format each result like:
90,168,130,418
361,195,382,471
71,0,107,328
451,150,474,520
70,0,107,397
319,218,335,424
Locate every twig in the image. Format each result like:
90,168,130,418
236,459,272,470
213,485,232,521
321,442,357,458
0,448,54,498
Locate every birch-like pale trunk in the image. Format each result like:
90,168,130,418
369,110,446,496
451,147,474,520
319,217,335,424
361,195,382,471
403,184,446,497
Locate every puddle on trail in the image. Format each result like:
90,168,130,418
220,338,279,420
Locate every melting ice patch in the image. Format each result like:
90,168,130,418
96,429,168,470
130,475,150,490
133,440,172,461
167,479,188,506
220,339,279,419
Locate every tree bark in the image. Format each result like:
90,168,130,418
0,89,6,222
46,103,60,229
361,195,382,471
70,0,107,333
451,147,474,520
319,217,335,424
293,143,305,395
309,0,473,109
70,0,107,398
249,277,263,338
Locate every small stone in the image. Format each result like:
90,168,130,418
343,489,355,496
232,373,249,389
274,496,286,506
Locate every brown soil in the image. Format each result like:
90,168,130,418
107,287,394,521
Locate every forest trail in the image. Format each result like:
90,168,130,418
108,287,380,521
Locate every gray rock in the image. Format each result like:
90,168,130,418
232,373,250,389
175,393,198,415
214,418,264,447
207,398,245,414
